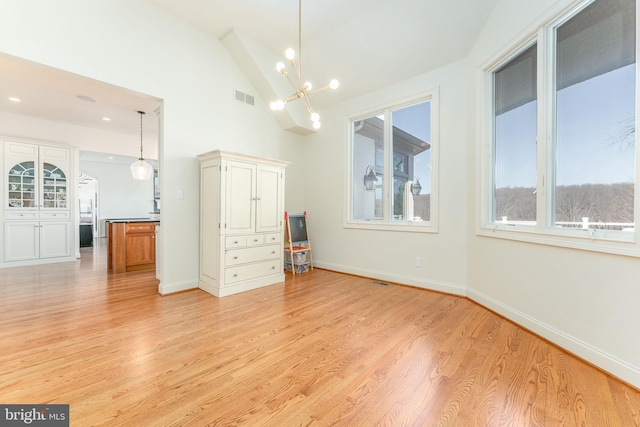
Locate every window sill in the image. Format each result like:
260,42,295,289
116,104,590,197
345,220,438,234
477,225,640,257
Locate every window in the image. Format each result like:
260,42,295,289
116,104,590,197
348,90,438,232
481,0,637,253
493,44,538,225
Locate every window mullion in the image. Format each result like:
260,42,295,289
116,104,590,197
383,109,392,222
537,26,551,233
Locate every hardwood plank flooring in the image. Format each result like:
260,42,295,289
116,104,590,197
0,242,639,426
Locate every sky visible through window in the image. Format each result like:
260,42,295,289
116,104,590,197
391,102,432,193
495,64,635,189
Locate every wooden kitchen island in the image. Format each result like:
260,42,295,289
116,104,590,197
106,219,159,273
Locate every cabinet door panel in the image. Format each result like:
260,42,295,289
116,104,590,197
40,146,70,211
40,222,71,259
226,161,255,234
125,233,156,266
4,222,39,261
201,164,221,280
256,165,282,233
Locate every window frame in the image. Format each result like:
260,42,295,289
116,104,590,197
477,0,640,257
345,88,439,233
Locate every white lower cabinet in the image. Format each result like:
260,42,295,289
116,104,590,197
197,150,288,297
4,221,71,261
2,137,76,267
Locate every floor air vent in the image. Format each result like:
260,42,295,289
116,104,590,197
371,280,389,286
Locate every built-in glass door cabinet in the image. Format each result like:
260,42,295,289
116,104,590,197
198,150,288,297
2,139,75,266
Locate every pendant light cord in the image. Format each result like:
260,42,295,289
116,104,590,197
138,110,145,161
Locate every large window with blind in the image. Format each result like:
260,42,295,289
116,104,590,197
480,0,638,254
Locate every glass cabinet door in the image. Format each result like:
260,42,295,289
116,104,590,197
42,163,67,209
7,161,36,208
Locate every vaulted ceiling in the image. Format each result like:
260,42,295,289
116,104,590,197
151,0,497,131
0,0,497,142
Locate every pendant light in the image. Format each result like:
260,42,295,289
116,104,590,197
130,110,154,180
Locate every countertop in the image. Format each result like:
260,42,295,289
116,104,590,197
105,218,160,223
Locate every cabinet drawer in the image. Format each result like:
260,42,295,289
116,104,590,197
125,223,155,233
4,211,38,220
225,244,280,266
264,232,281,244
225,235,247,249
225,259,282,284
246,234,265,246
40,211,70,219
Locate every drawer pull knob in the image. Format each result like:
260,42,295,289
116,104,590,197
233,274,238,277
234,241,239,244
233,256,238,260
271,266,275,270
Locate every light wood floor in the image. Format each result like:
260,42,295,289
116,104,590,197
1,243,639,426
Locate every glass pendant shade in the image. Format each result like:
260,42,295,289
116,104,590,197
131,159,154,180
131,110,153,180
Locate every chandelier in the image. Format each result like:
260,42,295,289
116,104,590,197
269,0,339,130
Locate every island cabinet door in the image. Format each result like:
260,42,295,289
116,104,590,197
125,223,156,267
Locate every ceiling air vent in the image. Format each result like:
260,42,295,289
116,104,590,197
234,89,254,107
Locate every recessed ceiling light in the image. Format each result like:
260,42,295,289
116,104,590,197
102,117,111,121
77,95,96,103
108,156,114,160
8,97,20,103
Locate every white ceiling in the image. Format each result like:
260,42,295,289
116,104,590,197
0,0,496,145
150,0,498,108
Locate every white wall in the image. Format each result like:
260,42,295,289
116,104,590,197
304,59,469,296
466,0,640,388
0,111,158,160
80,160,154,222
0,0,305,293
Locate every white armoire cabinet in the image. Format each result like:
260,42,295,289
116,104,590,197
2,138,76,266
197,150,288,297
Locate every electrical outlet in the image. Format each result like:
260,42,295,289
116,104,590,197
415,257,422,267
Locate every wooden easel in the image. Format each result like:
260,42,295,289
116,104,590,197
284,211,313,274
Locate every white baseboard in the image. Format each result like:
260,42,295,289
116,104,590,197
314,261,467,296
158,279,198,295
0,256,77,269
467,287,640,389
